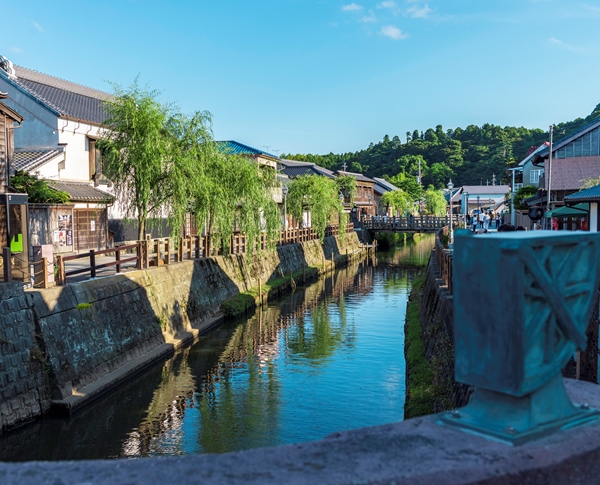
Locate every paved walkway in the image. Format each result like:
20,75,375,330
63,254,139,284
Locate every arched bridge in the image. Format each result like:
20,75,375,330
361,215,460,233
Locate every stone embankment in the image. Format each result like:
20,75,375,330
417,250,471,411
0,233,364,433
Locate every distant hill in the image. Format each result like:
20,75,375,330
282,103,600,189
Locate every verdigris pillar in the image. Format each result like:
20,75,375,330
439,229,600,445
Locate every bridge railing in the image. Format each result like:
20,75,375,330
361,214,459,232
435,227,453,294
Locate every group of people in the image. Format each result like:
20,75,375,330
468,211,501,232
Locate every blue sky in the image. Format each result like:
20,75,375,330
3,1,600,155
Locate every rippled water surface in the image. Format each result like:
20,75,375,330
0,234,434,461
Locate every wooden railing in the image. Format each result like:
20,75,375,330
51,223,355,286
55,243,142,286
362,215,460,232
434,227,453,294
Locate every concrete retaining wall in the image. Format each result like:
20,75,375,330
0,233,363,433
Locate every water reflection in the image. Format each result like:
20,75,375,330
0,234,435,461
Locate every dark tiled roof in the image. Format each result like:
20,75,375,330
13,147,65,173
546,157,600,191
216,140,279,160
461,185,511,194
50,181,114,203
11,66,110,125
372,177,399,192
279,159,335,179
0,100,23,123
564,184,600,202
337,170,374,184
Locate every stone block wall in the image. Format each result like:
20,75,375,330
419,252,471,411
0,283,48,432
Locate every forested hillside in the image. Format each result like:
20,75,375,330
283,103,600,189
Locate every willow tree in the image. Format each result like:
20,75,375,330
190,153,280,256
99,80,214,241
335,175,357,204
380,189,412,216
286,174,347,242
423,185,447,216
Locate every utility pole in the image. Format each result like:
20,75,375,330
492,173,496,186
547,124,554,212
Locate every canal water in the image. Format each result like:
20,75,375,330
0,234,434,461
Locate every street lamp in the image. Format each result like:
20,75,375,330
447,179,454,244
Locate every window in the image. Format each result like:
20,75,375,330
88,138,107,185
530,169,542,184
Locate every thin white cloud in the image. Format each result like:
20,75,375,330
362,10,378,23
407,3,432,18
381,25,408,39
549,37,579,52
10,47,23,54
342,3,363,12
377,1,396,9
582,3,600,13
32,21,44,32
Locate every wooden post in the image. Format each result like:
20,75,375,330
258,278,262,301
56,254,65,285
165,238,171,265
90,250,96,278
2,247,11,282
116,248,121,273
42,257,49,288
154,239,160,267
195,236,201,259
143,240,150,269
178,237,184,262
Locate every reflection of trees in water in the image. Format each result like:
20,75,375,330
377,233,435,267
117,259,372,456
121,349,196,457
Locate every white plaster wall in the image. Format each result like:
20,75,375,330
57,120,102,181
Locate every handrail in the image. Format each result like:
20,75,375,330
52,223,353,286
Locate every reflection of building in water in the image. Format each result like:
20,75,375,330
119,255,383,456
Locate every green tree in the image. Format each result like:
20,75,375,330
423,185,447,216
580,175,600,189
335,175,357,203
10,171,70,203
99,79,212,240
191,152,280,256
513,185,538,210
380,189,412,216
286,175,347,241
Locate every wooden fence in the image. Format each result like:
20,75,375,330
50,223,356,286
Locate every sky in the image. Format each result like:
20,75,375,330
3,0,600,156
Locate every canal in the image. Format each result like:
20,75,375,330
0,234,434,461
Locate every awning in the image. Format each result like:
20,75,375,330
544,203,589,218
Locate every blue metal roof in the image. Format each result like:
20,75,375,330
216,140,279,159
564,184,600,202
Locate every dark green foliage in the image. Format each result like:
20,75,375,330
514,185,539,210
10,171,70,203
282,102,600,189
